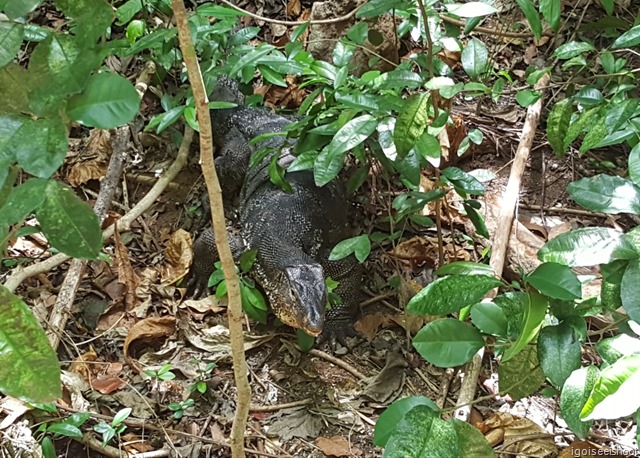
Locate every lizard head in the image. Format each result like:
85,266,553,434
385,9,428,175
275,263,327,336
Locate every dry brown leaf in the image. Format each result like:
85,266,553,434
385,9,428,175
66,129,111,187
286,0,301,17
91,376,126,394
160,228,193,286
114,227,140,310
123,316,176,360
389,313,430,335
0,397,31,430
122,433,153,454
354,313,392,340
315,435,362,457
480,412,557,457
69,347,98,383
387,236,436,264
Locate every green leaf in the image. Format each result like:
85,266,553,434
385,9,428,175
334,93,380,111
115,0,143,25
463,202,489,238
371,69,423,90
435,261,495,277
539,0,561,31
2,0,42,19
407,275,503,316
621,259,640,323
258,65,287,87
567,175,640,214
328,114,377,157
581,354,640,420
238,249,257,273
414,131,440,164
0,285,61,403
374,396,439,447
124,28,177,55
333,40,355,67
313,146,346,187
47,423,83,438
563,107,599,150
112,407,132,426
0,177,48,225
35,180,102,258
538,227,637,267
196,4,249,17
559,366,598,439
604,99,638,134
394,93,430,159
445,2,498,17
538,323,582,388
357,0,410,18
383,405,459,458
596,334,640,365
268,153,293,193
296,329,315,351
515,89,541,107
0,21,23,68
461,38,488,79
126,20,145,44
55,0,113,45
526,262,582,300
579,115,607,153
347,22,368,45
515,0,542,40
501,292,548,363
470,302,508,336
0,64,30,115
547,99,572,155
628,144,640,188
41,436,56,458
328,234,371,263
499,345,546,400
11,117,68,178
450,419,497,458
612,24,640,49
413,318,485,368
553,41,596,59
442,167,485,195
67,72,140,129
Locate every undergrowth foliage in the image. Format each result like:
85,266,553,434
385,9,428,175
0,0,640,455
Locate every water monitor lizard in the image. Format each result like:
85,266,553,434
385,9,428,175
187,77,362,341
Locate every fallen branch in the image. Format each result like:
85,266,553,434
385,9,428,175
454,73,551,422
171,1,250,456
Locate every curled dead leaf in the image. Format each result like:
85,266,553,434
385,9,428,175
161,228,193,286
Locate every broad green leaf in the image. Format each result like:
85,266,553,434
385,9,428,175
0,64,30,115
35,180,102,258
357,0,410,18
631,143,640,187
563,107,599,150
567,175,640,215
383,405,459,458
470,302,508,336
407,274,503,315
596,335,640,365
329,234,370,263
435,261,495,277
538,323,582,388
499,345,546,400
394,150,420,187
230,44,276,76
501,292,548,363
599,0,614,14
310,60,337,81
347,22,368,44
445,2,498,17
0,178,48,225
581,354,640,420
553,41,596,59
124,28,177,55
414,131,440,165
258,64,287,87
268,153,293,193
394,93,430,158
461,38,488,79
0,285,61,403
370,69,423,90
196,4,249,17
547,99,572,155
115,0,143,25
612,24,640,49
526,262,582,300
494,292,526,340
125,20,145,44
539,0,561,31
11,117,67,178
538,227,636,267
229,27,261,46
240,285,268,323
47,423,83,438
424,77,455,90
55,0,113,45
463,202,489,238
374,396,438,447
41,436,55,458
67,72,140,129
450,419,497,458
238,249,257,274
442,167,485,195
515,0,542,40
335,93,380,111
621,259,640,323
333,40,355,67
560,366,598,439
579,116,607,153
413,318,485,367
314,146,346,187
605,99,638,134
0,21,23,68
2,0,41,19
0,114,26,160
515,89,541,107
